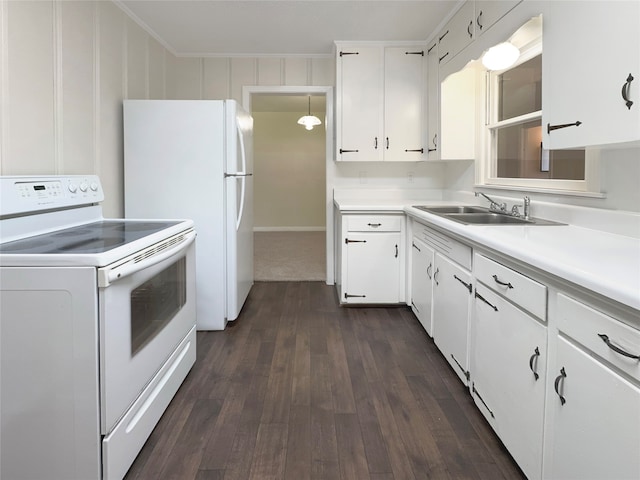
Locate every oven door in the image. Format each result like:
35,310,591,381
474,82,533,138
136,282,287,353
98,229,196,434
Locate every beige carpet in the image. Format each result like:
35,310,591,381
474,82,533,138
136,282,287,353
254,231,326,281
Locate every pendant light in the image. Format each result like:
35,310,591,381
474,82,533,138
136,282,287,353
297,96,322,130
482,42,520,71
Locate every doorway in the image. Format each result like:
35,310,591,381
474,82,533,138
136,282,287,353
243,87,333,282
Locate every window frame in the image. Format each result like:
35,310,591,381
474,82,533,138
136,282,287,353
477,41,600,195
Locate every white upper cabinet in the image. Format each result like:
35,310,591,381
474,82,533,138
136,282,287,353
426,40,440,160
437,0,475,66
543,0,640,149
336,46,383,161
336,43,425,161
384,47,426,160
474,0,522,37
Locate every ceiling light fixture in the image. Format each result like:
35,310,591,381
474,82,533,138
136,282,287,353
482,42,520,71
297,96,322,130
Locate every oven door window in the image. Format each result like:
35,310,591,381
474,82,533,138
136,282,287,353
130,257,186,355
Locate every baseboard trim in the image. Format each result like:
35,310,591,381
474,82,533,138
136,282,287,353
254,227,326,232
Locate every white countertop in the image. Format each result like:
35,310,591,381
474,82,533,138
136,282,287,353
334,195,640,313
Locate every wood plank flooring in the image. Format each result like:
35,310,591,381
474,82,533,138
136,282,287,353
124,282,525,480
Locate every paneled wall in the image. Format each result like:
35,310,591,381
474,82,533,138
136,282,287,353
166,56,335,102
0,0,170,216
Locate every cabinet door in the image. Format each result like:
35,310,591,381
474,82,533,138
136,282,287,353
410,238,435,336
432,254,472,384
543,1,640,148
344,232,400,304
426,40,440,160
337,47,383,161
438,0,475,66
546,337,640,480
472,284,546,480
474,0,521,36
384,47,425,161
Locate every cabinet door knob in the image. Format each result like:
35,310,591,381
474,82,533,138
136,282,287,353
622,73,634,110
554,367,567,405
529,347,541,381
476,10,483,30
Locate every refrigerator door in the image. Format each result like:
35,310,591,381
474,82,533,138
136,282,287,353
224,100,254,320
123,100,227,330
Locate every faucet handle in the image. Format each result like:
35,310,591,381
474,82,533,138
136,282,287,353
511,204,522,217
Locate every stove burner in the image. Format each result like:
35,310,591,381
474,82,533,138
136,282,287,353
51,229,94,237
56,237,124,252
0,239,52,252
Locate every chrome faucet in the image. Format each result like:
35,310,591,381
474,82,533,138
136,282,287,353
475,192,507,213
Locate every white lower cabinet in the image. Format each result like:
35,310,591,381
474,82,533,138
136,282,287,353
410,237,435,336
338,213,404,304
544,294,640,480
433,253,473,384
472,283,546,480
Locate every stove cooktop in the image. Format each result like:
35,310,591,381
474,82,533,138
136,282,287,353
0,220,181,255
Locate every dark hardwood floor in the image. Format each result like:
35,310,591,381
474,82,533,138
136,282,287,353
125,281,525,480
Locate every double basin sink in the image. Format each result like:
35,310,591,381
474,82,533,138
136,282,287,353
412,205,564,226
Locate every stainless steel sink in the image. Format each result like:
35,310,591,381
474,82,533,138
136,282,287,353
446,213,533,225
413,205,489,214
412,205,565,226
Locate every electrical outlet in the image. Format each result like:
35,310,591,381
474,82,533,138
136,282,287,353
408,172,414,183
359,171,367,184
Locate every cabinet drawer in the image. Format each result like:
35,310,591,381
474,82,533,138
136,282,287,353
474,253,547,320
347,215,402,232
413,222,471,270
557,293,640,383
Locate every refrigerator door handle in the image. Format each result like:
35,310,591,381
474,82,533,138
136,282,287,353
224,173,253,177
232,118,250,231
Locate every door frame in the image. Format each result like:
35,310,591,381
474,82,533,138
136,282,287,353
242,85,335,285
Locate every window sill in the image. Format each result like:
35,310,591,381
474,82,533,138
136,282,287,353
475,184,607,199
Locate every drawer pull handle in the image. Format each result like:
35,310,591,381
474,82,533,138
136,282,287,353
597,334,640,360
345,238,367,244
529,347,541,381
454,274,472,293
434,267,440,286
394,244,398,258
412,242,421,252
427,263,433,279
492,274,513,289
475,290,498,311
374,137,378,149
367,223,381,228
554,367,567,405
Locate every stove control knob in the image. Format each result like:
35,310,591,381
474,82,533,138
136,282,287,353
90,182,99,192
79,182,88,192
68,183,78,193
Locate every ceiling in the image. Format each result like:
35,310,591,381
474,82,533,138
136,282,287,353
117,1,459,57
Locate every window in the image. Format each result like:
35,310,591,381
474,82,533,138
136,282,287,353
481,41,598,194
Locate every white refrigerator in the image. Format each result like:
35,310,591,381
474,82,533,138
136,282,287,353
123,99,253,330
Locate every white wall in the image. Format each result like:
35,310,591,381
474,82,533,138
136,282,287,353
253,111,326,230
0,0,172,217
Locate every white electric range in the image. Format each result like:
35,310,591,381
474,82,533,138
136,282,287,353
0,175,197,480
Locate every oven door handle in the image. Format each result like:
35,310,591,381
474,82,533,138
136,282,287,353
98,230,196,288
